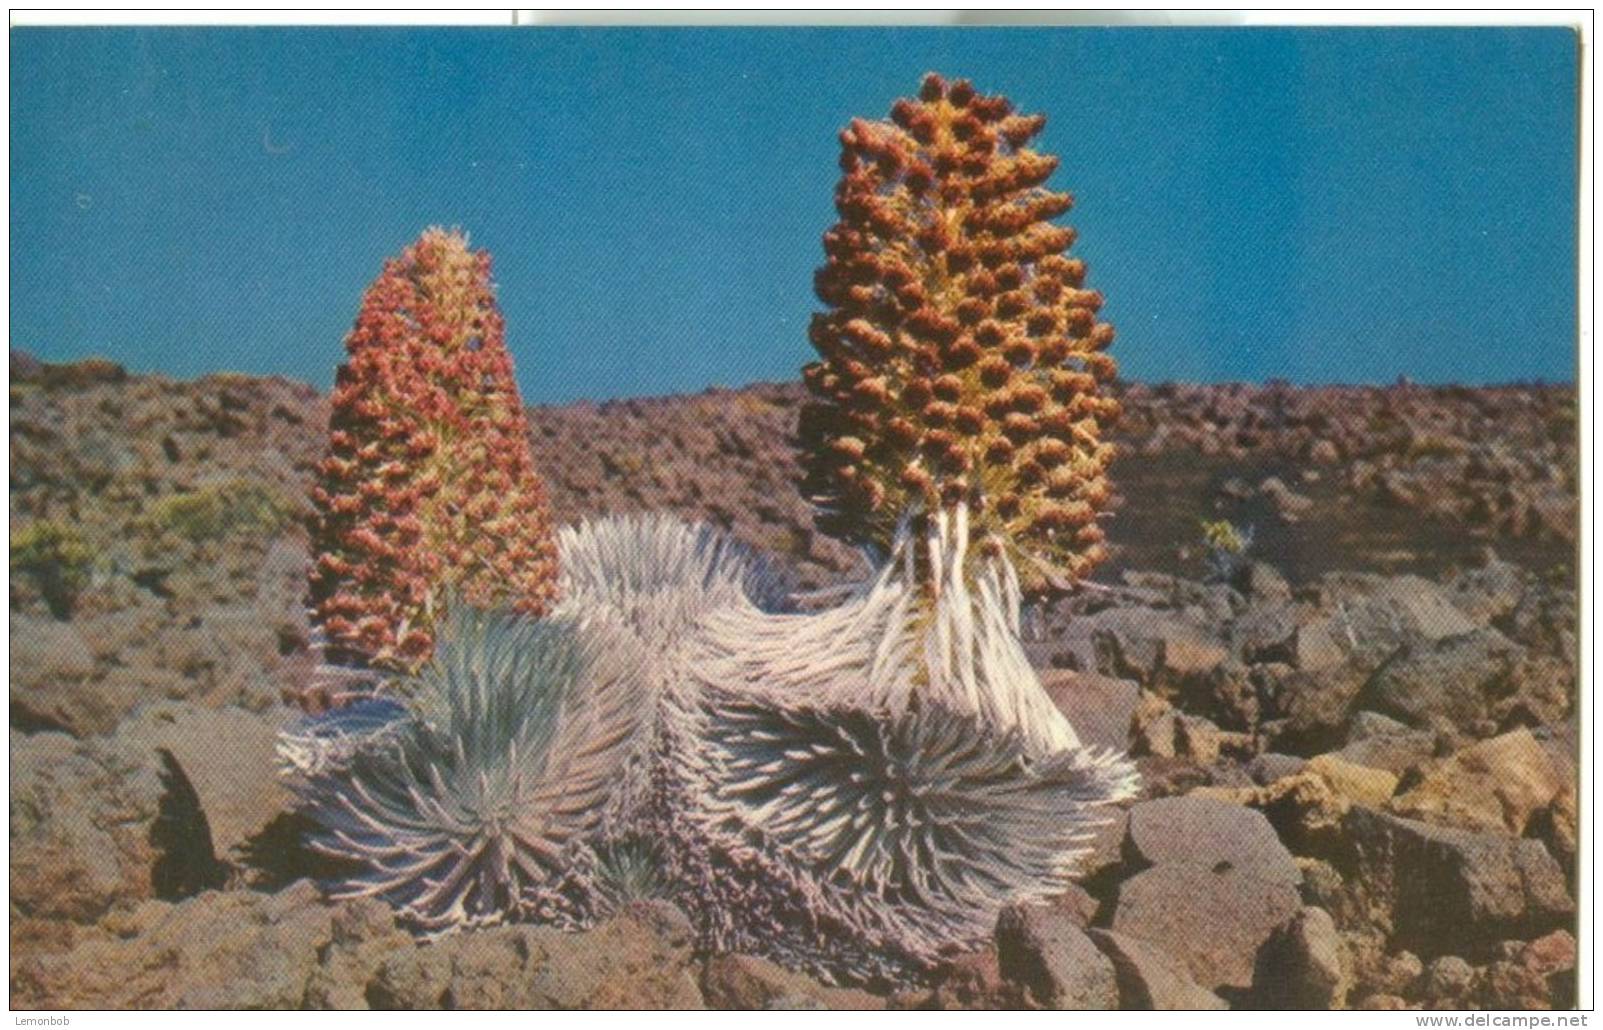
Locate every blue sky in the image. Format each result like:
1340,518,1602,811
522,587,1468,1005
10,27,1579,402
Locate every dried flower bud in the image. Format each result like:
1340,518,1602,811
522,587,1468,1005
885,416,921,448
831,436,869,462
995,291,1030,319
1003,338,1038,367
941,337,984,370
922,401,957,427
901,463,934,492
954,297,989,325
978,356,1013,389
998,113,1048,147
942,444,973,474
953,406,986,435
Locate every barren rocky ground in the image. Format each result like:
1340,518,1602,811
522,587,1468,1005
9,351,1578,1010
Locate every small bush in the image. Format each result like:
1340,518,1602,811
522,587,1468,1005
139,479,299,545
1200,518,1253,582
10,520,93,617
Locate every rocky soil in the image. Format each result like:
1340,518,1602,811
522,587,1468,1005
9,353,1579,1009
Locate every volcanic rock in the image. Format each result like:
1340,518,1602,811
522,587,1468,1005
1339,807,1572,955
10,730,169,923
1259,476,1314,522
1087,930,1227,1010
1125,795,1300,886
926,946,1009,1010
1239,561,1293,603
1247,752,1307,785
1110,863,1302,991
1333,715,1439,776
1304,754,1398,808
1418,955,1476,1006
116,702,290,857
1474,931,1577,1009
1252,906,1349,1008
1388,729,1566,835
12,881,333,1009
1291,620,1346,671
1445,555,1527,626
700,955,885,1010
995,902,1118,1009
1363,628,1522,731
368,901,704,1010
1332,575,1479,664
1041,670,1141,751
9,615,104,734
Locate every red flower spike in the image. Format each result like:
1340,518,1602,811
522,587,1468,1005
306,228,559,686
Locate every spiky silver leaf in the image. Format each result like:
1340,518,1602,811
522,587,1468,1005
291,606,652,936
688,688,1137,960
554,514,797,828
654,823,927,988
589,835,676,915
686,503,1084,755
552,509,1138,983
556,513,790,646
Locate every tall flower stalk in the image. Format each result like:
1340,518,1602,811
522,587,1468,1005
306,228,559,685
799,73,1120,593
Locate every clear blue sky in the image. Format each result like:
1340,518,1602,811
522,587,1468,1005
10,27,1578,402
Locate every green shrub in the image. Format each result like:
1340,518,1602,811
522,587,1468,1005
10,520,93,617
139,479,299,544
1200,518,1253,582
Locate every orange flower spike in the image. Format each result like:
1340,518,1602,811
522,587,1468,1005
797,75,1120,593
307,227,559,679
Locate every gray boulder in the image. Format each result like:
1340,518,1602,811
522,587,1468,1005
1341,806,1573,955
11,700,290,929
368,901,705,1010
10,729,170,922
12,881,334,1009
995,902,1118,1009
1363,628,1523,730
1126,795,1301,886
117,702,290,857
1087,930,1228,1010
1253,906,1348,1008
1334,711,1439,775
9,614,111,734
1444,556,1526,626
1110,863,1302,991
1041,669,1142,751
700,954,885,1010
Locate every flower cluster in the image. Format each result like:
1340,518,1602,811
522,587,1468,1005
307,228,559,678
798,73,1120,591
